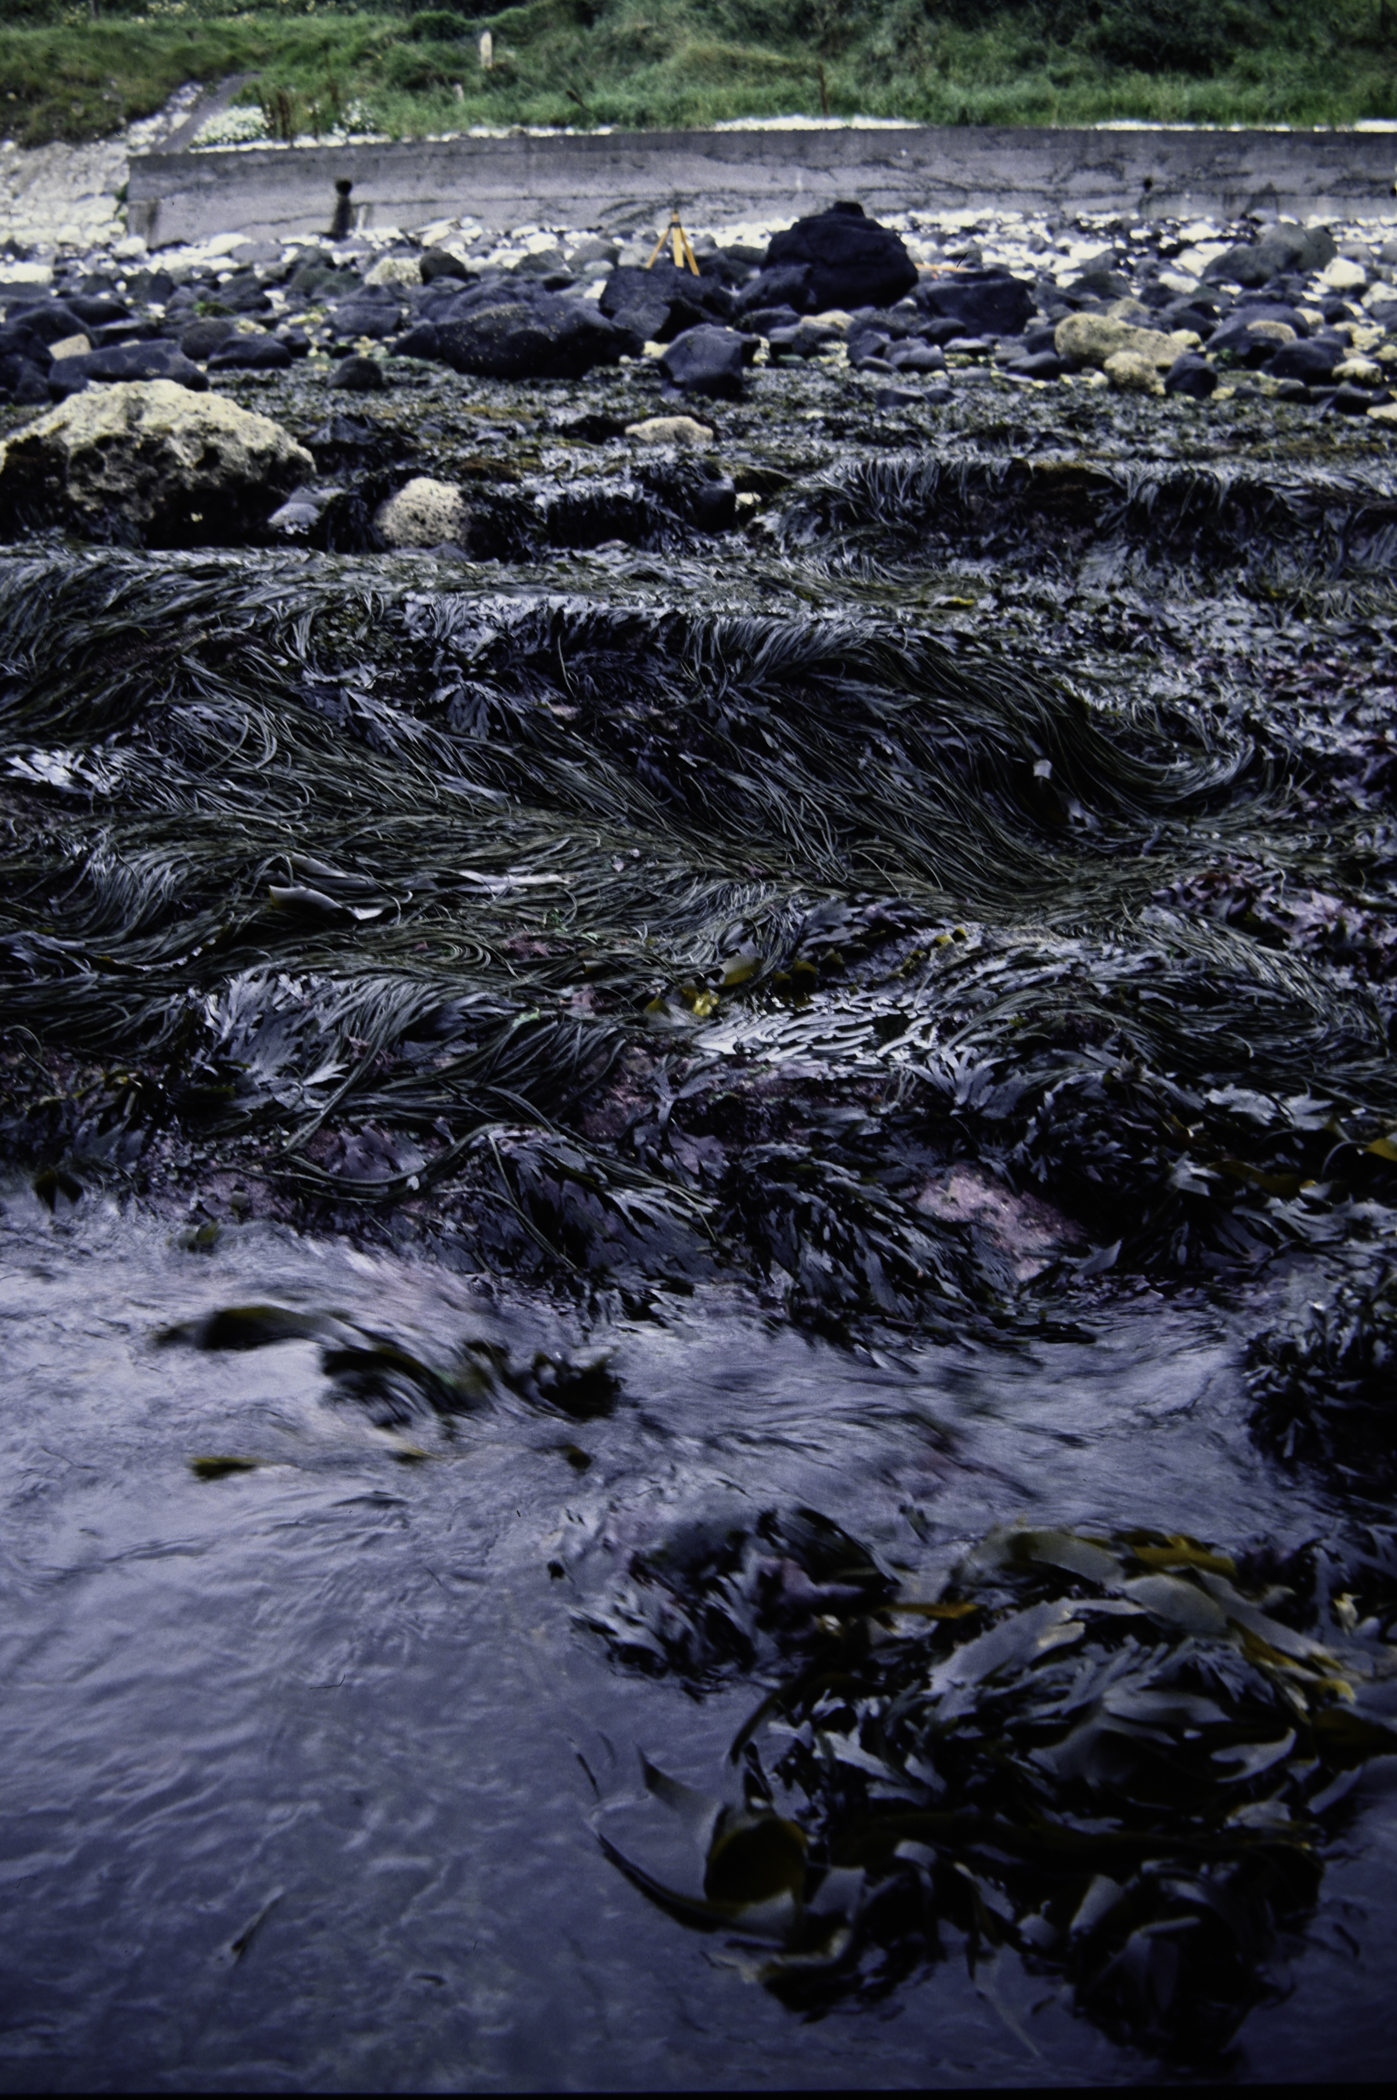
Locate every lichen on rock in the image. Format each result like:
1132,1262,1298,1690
0,379,313,543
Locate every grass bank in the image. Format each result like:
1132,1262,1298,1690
2,1,1396,150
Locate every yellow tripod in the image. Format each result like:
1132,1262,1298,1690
646,208,700,277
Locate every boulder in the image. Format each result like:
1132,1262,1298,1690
0,380,313,542
431,293,624,380
0,354,50,405
329,292,403,344
365,254,422,290
1208,317,1297,365
179,316,236,361
49,339,208,394
1332,355,1385,387
1204,223,1338,288
624,415,715,447
659,325,747,400
1320,255,1369,294
601,261,733,340
734,264,815,318
1103,349,1164,396
1163,353,1218,399
330,354,387,392
420,247,473,284
917,269,1036,337
206,332,293,372
764,203,917,313
1004,350,1072,380
1053,312,1194,371
375,476,467,547
1268,337,1343,381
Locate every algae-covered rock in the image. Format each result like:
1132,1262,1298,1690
375,475,467,547
1104,348,1165,396
0,379,313,542
1054,313,1196,371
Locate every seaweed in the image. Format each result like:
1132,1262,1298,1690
594,1514,1397,2058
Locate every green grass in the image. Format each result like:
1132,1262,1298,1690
2,1,1396,150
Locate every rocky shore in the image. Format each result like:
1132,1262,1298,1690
5,186,1397,548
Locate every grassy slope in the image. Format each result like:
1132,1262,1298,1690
1,2,1395,150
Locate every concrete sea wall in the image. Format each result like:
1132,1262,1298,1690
127,124,1397,247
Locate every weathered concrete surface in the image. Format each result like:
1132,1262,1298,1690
127,125,1397,246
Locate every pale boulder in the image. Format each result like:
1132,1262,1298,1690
1054,312,1197,371
1320,256,1368,293
365,254,423,290
624,415,715,448
0,379,313,540
1333,357,1384,387
375,476,468,547
1104,349,1164,396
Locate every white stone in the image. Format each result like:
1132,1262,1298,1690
375,477,467,547
366,254,421,288
1320,255,1369,291
625,416,715,447
112,233,147,260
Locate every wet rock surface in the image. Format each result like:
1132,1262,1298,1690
4,195,1397,2086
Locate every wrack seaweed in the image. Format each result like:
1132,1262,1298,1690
4,547,1397,1337
592,1513,1397,2059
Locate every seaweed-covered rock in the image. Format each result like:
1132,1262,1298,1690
660,324,746,400
330,353,386,393
0,380,313,542
764,203,917,313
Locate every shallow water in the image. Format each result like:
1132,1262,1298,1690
0,1190,1393,2089
4,353,1397,2084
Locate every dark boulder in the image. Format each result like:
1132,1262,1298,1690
659,324,746,400
330,354,386,392
890,342,947,374
1330,382,1386,415
329,291,403,344
1004,350,1072,380
179,317,236,361
764,203,916,313
1163,352,1218,399
1204,224,1337,289
49,339,208,394
1,302,90,351
432,294,624,379
207,333,293,372
204,272,271,316
601,262,733,342
61,295,131,328
0,353,50,405
915,269,1036,337
420,247,473,284
734,263,815,317
1269,337,1344,381
1065,264,1133,300
393,320,442,361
